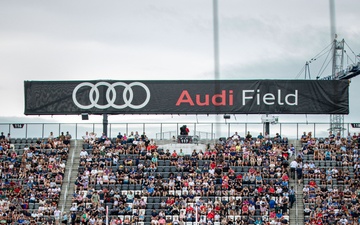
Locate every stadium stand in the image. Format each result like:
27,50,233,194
299,131,360,225
67,130,295,225
11,127,360,224
0,133,70,224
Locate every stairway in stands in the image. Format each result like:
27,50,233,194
289,140,304,225
59,140,83,213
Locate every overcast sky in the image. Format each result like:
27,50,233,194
0,0,360,130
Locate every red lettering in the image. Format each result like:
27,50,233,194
196,95,209,106
212,90,226,106
229,90,233,105
176,90,194,106
176,90,234,106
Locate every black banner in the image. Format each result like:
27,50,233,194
12,124,24,129
24,80,349,115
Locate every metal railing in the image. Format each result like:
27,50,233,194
0,122,358,140
155,130,215,141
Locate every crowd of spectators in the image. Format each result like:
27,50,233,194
299,131,360,225
0,131,70,224
1,125,359,225
68,130,294,225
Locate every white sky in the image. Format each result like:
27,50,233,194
0,0,360,131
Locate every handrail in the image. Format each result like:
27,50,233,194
295,143,299,225
61,139,77,213
0,121,356,140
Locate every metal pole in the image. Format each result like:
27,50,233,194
75,123,78,140
109,123,112,138
227,123,230,138
296,123,299,140
213,0,221,140
103,114,108,136
211,123,214,140
160,123,163,140
194,123,196,137
329,0,336,43
265,122,270,136
213,0,220,78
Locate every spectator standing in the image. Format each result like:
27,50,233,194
289,186,296,208
290,160,298,179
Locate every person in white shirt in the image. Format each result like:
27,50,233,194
48,132,55,140
290,160,298,179
83,131,90,142
80,149,88,157
69,204,78,212
53,209,61,221
232,132,240,141
302,185,309,194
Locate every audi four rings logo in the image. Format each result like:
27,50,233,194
72,82,151,109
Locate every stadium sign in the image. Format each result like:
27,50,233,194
24,80,349,115
12,124,24,129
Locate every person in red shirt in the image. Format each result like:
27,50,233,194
186,205,194,213
207,210,215,220
166,197,175,206
210,161,217,170
170,150,178,165
204,149,211,159
14,186,21,194
210,149,217,159
222,174,229,181
268,185,275,195
248,167,256,174
281,173,289,181
221,179,229,190
214,204,221,212
200,204,207,213
308,179,317,188
228,168,235,174
242,204,249,215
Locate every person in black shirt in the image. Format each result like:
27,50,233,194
0,132,5,140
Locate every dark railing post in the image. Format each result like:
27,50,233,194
103,114,108,136
296,123,299,140
227,123,230,138
211,123,214,140
160,123,163,140
42,123,44,139
194,123,196,138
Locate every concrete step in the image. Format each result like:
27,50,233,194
59,139,84,213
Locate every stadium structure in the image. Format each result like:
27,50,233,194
0,38,359,225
